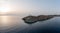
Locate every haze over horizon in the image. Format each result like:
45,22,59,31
0,0,60,15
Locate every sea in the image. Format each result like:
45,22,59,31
0,16,60,33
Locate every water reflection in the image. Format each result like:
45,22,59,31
1,16,9,25
0,16,20,30
0,16,60,33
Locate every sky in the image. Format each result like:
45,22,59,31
0,0,60,15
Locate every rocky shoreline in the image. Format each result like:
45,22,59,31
22,15,60,24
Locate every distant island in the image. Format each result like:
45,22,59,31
22,15,60,24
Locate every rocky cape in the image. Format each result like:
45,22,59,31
22,15,60,24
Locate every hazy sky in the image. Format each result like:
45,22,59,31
0,0,60,15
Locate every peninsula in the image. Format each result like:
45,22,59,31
22,15,60,24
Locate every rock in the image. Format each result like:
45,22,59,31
22,15,60,24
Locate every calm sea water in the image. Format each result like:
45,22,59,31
0,16,60,33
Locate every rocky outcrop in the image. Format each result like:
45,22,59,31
22,15,60,24
22,16,38,24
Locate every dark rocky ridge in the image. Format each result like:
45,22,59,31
22,15,60,24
